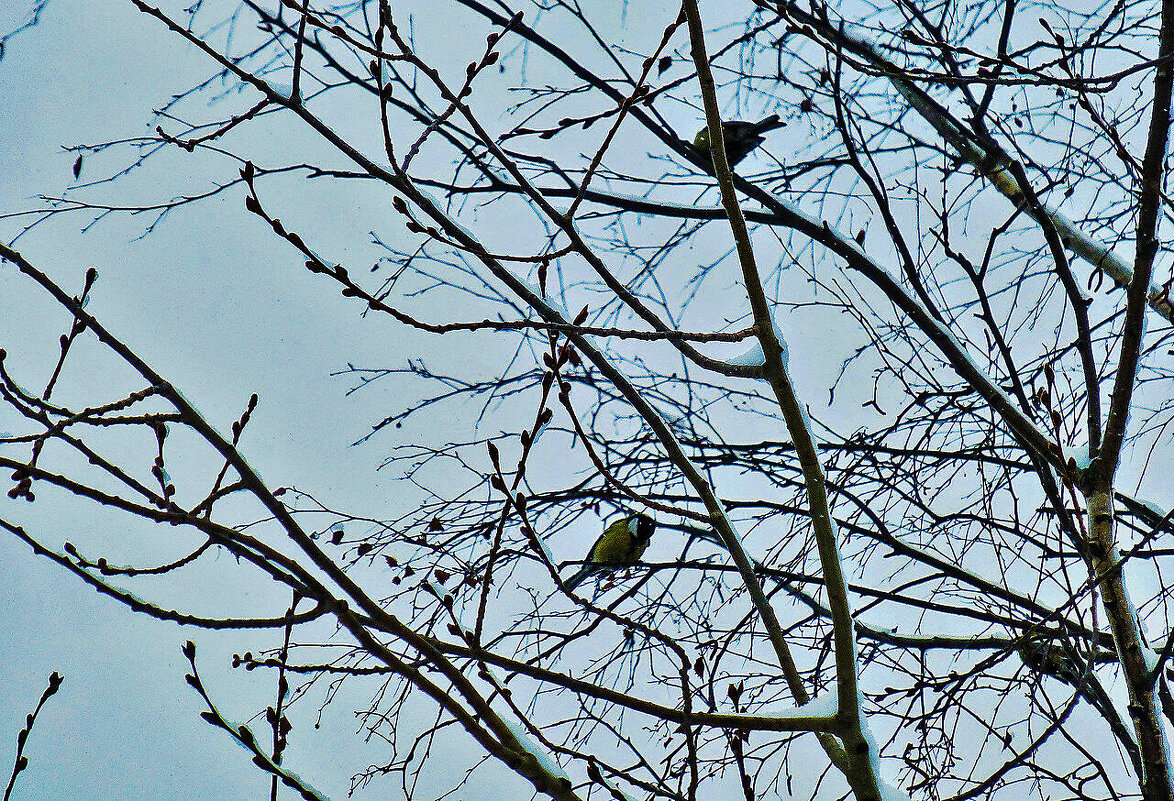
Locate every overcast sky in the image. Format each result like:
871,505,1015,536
0,3,494,799
4,0,1164,798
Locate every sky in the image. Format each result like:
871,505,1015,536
1,0,1163,798
0,2,492,799
1,2,691,799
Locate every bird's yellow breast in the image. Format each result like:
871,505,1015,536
590,519,645,564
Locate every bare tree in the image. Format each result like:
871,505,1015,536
5,0,1174,799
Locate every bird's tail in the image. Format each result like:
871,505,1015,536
563,564,593,591
750,114,784,134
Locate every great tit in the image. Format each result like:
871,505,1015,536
692,114,784,167
564,514,656,591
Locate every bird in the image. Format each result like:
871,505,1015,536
564,514,656,591
692,114,785,167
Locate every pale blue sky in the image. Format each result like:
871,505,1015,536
0,3,479,799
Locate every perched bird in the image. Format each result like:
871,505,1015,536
692,114,785,167
564,514,656,591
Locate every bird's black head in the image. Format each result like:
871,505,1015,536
631,514,656,544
